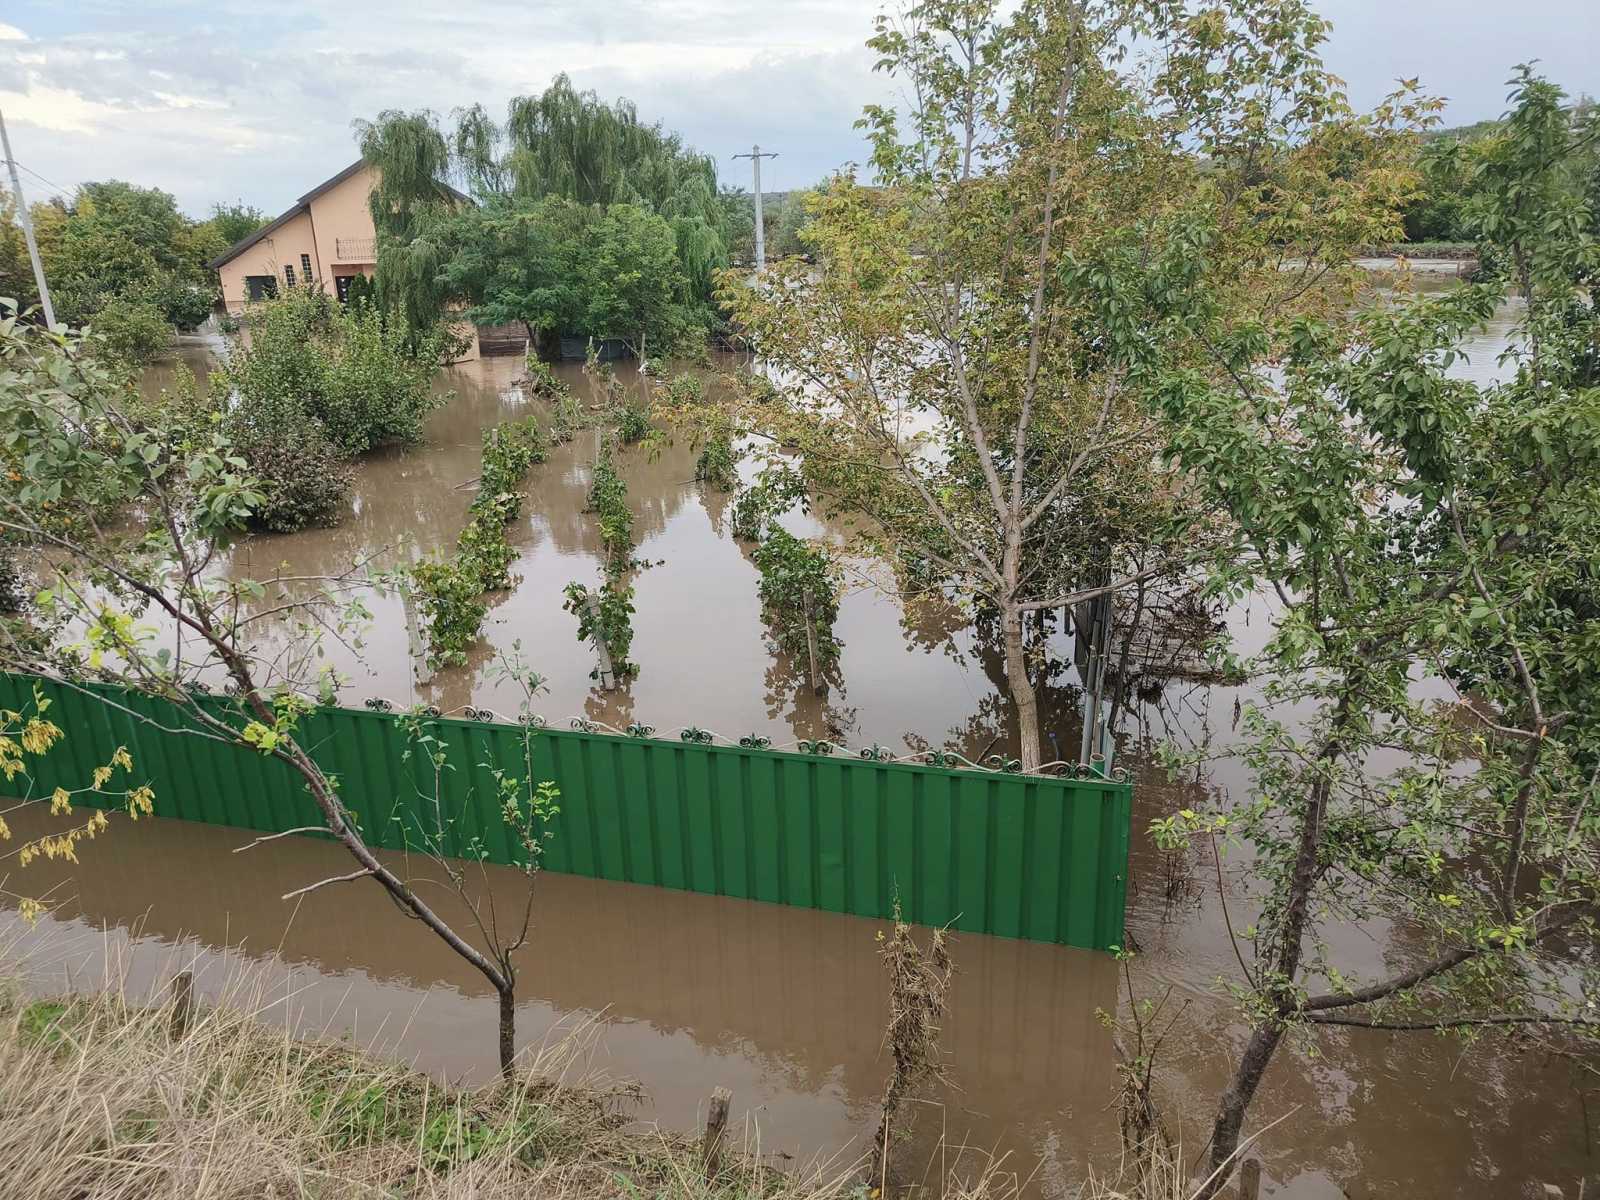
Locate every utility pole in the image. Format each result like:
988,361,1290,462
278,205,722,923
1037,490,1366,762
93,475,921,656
732,144,779,269
0,105,57,331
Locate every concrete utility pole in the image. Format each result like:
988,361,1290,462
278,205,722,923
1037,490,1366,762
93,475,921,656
732,144,779,269
0,105,58,331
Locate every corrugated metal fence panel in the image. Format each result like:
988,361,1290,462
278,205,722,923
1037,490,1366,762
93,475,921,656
0,672,1132,951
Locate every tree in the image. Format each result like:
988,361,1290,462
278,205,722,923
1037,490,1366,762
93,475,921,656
719,0,1416,770
1154,68,1600,1194
205,201,271,247
0,302,557,1078
360,78,736,341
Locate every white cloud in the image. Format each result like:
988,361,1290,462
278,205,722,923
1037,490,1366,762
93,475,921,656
0,23,27,42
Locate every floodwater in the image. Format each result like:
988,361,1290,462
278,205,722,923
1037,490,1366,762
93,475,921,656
2,285,1590,1198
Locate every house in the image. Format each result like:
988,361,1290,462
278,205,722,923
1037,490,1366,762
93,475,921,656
208,160,478,358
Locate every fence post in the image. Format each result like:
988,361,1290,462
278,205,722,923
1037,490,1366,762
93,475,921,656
585,593,617,690
802,588,823,695
168,970,194,1042
701,1086,732,1181
1237,1158,1261,1200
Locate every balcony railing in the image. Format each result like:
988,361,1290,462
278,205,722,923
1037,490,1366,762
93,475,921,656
334,236,376,262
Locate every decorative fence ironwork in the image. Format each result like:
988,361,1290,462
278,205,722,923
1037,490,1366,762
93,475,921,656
0,672,1132,951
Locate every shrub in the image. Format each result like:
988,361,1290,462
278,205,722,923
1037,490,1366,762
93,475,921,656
457,501,518,591
412,557,488,670
585,455,633,568
562,577,637,680
225,407,353,534
694,430,738,491
730,467,805,541
317,305,443,454
752,527,842,669
616,402,651,445
87,296,170,365
473,416,546,519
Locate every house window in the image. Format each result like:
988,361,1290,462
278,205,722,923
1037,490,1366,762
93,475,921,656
284,263,296,288
244,275,278,302
301,253,313,281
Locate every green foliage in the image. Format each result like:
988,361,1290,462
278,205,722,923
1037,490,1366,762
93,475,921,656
86,296,169,366
694,432,738,490
585,453,633,568
411,557,488,671
0,298,264,557
1153,65,1600,1179
214,290,442,530
561,578,637,680
474,416,547,516
359,78,734,347
341,272,377,311
729,468,805,542
615,402,651,445
752,528,842,669
205,201,271,247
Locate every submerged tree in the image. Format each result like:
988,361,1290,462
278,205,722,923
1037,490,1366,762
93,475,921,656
720,0,1418,769
1154,69,1600,1193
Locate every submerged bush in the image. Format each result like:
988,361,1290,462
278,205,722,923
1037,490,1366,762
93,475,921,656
585,454,633,569
411,556,488,671
87,296,170,366
562,577,637,681
752,527,842,670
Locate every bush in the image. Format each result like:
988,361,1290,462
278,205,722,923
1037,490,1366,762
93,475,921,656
149,274,217,330
616,402,651,445
412,557,488,670
752,527,841,669
87,296,170,365
224,419,348,537
473,417,546,519
694,432,738,491
317,305,442,454
562,578,637,680
585,455,633,568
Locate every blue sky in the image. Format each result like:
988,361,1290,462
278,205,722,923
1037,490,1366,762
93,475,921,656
1,1,1595,219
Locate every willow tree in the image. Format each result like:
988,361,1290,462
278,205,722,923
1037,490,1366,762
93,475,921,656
719,0,1417,770
363,77,733,335
356,111,462,339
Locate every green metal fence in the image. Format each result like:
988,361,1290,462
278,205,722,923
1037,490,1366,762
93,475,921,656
0,671,1132,951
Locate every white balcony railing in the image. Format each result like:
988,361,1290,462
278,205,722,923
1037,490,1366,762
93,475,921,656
334,236,376,262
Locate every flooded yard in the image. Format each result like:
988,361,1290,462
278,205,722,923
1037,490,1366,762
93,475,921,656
2,287,1589,1198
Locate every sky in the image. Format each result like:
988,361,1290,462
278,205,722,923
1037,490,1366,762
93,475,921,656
1,1,1596,220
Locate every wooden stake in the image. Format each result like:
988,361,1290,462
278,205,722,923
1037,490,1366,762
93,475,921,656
168,970,194,1043
701,1086,732,1181
802,588,823,695
585,593,616,690
1237,1157,1261,1200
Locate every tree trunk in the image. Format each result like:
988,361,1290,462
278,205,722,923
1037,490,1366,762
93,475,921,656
1200,1023,1284,1197
498,984,517,1080
1003,604,1042,771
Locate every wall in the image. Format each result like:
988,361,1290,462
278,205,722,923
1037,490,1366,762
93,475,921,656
0,672,1132,951
216,209,316,315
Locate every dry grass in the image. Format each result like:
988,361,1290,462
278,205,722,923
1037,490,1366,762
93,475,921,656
0,958,867,1200
0,953,1226,1200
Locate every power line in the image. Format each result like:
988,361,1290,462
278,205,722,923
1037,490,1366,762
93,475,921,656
15,160,75,199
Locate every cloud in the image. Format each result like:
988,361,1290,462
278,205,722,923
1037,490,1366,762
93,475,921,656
2,1,1597,217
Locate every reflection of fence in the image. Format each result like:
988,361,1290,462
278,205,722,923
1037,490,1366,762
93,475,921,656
1,672,1132,951
334,236,376,261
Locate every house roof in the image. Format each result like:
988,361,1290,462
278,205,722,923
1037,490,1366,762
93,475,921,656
207,160,473,270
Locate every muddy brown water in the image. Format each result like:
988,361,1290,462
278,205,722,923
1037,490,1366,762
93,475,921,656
1,292,1591,1197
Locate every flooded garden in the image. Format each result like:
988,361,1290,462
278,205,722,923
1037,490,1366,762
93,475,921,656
3,271,1592,1198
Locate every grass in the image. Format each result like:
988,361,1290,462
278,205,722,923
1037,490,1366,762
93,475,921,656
0,962,871,1200
0,957,1215,1200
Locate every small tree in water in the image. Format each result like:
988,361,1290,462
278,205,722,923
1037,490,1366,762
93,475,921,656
719,0,1423,769
0,306,557,1079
